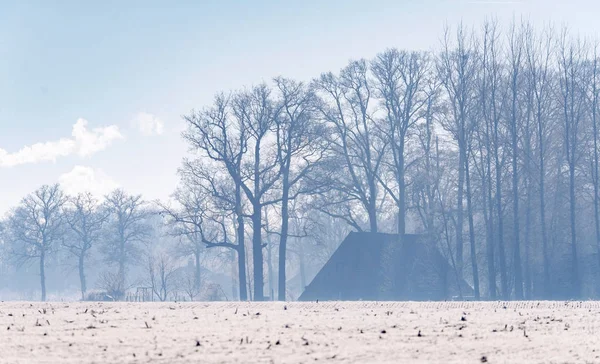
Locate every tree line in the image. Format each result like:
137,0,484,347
3,20,600,301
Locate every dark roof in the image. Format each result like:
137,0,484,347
298,232,472,301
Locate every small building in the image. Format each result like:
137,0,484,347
299,232,472,301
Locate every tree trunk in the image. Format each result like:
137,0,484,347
464,149,480,299
494,124,508,299
278,172,290,301
538,112,551,298
194,250,201,290
251,138,265,302
266,238,274,301
40,250,46,302
367,173,378,233
118,237,126,289
230,249,238,301
456,139,465,279
594,100,600,293
523,109,533,299
482,128,496,299
298,240,307,292
569,159,579,297
397,150,406,235
251,205,264,301
512,119,523,300
524,178,532,299
368,206,378,233
590,58,600,298
246,244,252,301
79,253,87,300
236,196,248,301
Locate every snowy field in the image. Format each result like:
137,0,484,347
1,301,599,363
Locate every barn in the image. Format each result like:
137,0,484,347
298,232,473,301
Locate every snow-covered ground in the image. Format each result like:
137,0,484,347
0,301,599,363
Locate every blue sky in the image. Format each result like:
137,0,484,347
0,0,596,212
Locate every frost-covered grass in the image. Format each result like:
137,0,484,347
1,301,599,363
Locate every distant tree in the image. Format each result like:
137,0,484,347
437,24,480,297
0,221,6,277
371,48,431,235
160,179,248,299
184,86,282,301
524,24,555,298
178,267,202,301
412,77,443,237
7,184,66,301
63,192,108,299
160,186,206,291
506,21,526,299
182,93,250,300
557,31,587,297
586,42,600,285
314,60,387,232
273,77,326,300
102,189,149,291
96,271,129,300
146,252,178,301
234,85,281,301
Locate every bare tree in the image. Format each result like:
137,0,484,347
437,24,480,292
7,184,66,301
507,21,525,299
371,49,431,234
524,23,555,298
185,85,282,301
235,85,282,301
159,175,249,301
146,253,178,301
182,93,251,300
557,30,587,297
314,60,387,232
63,192,108,299
479,19,509,299
103,189,149,291
161,186,206,291
273,77,325,301
179,267,201,301
413,77,443,237
587,42,600,282
97,271,130,300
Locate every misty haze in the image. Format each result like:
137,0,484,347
2,1,600,363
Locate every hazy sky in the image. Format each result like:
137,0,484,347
0,0,597,213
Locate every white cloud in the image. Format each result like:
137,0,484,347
0,118,124,167
58,166,119,198
132,112,164,136
71,119,123,157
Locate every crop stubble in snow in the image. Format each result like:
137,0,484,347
0,301,599,363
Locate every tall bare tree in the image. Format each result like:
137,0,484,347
479,20,509,299
63,192,108,299
183,89,279,300
507,22,525,299
232,85,281,301
103,189,149,293
273,77,325,300
7,184,66,301
437,24,479,287
558,31,587,297
314,60,387,232
160,175,248,301
371,49,431,234
587,42,600,282
524,24,555,298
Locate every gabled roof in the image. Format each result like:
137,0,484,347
299,232,472,301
